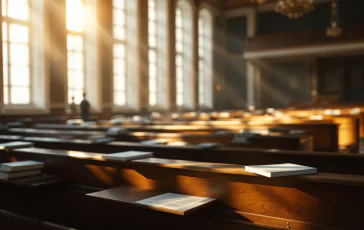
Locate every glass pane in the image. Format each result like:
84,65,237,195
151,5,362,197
149,35,156,48
176,28,183,42
68,52,84,70
113,26,125,40
10,44,29,65
149,63,156,78
199,36,204,49
114,74,125,90
176,41,183,53
11,87,30,104
66,0,84,32
68,70,84,89
198,47,204,57
176,67,183,81
3,63,8,86
149,78,156,93
149,8,156,21
176,55,183,66
2,22,7,41
148,0,155,9
2,0,6,16
149,21,156,35
113,9,125,26
114,59,125,74
69,89,83,104
149,93,156,106
114,91,126,105
3,87,8,104
113,0,125,9
113,44,125,58
9,24,28,43
8,0,28,20
67,35,83,52
199,60,204,70
176,80,183,91
149,50,156,64
177,95,183,106
3,42,8,64
10,66,29,86
176,9,182,27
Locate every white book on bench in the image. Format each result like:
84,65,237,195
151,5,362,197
0,141,34,150
101,151,153,161
136,193,216,215
195,142,221,149
0,169,41,179
140,139,168,145
244,163,317,178
0,160,44,172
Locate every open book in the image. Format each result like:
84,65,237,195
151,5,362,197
101,151,153,161
244,163,317,178
136,193,216,215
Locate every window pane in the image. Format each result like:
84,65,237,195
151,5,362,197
149,7,156,20
199,60,204,70
114,75,126,90
113,44,125,58
2,0,6,16
149,93,156,106
176,55,183,66
176,67,183,81
114,59,125,74
148,0,155,9
149,35,156,48
176,9,182,27
177,95,183,106
114,91,126,105
149,63,156,78
67,35,83,52
113,26,125,40
68,52,84,70
149,50,156,64
176,41,183,53
198,47,204,57
10,44,29,65
8,0,28,20
66,0,84,32
149,21,156,35
149,78,156,93
176,28,183,42
9,24,28,43
113,0,125,9
2,22,7,41
3,87,8,104
11,87,30,104
69,89,83,104
3,42,8,64
113,9,125,26
10,66,29,86
68,70,84,89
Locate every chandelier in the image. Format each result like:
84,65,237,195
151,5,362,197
250,0,267,4
326,1,342,38
275,0,315,19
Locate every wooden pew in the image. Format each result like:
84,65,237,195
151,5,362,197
2,128,313,151
0,147,362,230
0,136,362,176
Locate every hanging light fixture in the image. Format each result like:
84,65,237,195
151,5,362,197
250,0,267,5
275,0,315,19
326,1,342,38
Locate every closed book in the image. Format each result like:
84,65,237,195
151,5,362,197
196,142,221,149
140,139,168,145
0,141,34,150
106,127,129,136
101,151,153,161
1,160,44,172
0,169,41,179
244,163,317,178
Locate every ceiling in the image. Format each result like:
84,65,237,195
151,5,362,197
200,0,278,11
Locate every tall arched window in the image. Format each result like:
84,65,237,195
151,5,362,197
148,0,168,109
198,9,213,108
175,0,194,109
112,0,138,110
2,0,47,112
66,0,84,104
66,0,99,110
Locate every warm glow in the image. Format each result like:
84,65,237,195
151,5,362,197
66,0,86,32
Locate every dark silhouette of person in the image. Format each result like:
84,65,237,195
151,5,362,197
68,96,77,118
80,92,90,121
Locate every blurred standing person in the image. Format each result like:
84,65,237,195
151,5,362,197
80,92,90,121
68,96,77,118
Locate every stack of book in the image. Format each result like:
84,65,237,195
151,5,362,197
0,160,44,179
